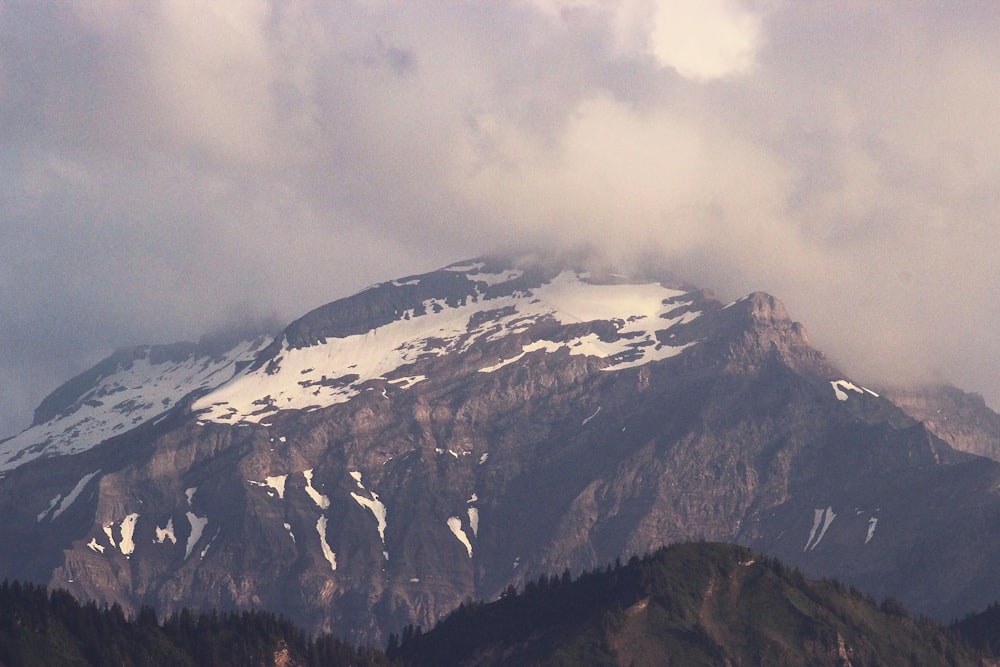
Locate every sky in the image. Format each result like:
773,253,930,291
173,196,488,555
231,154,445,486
2,1,999,438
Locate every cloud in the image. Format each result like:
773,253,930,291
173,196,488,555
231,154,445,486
1,1,999,436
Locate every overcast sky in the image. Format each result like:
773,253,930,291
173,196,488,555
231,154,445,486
2,1,999,438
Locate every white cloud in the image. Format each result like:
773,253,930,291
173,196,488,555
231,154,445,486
527,0,763,79
648,0,762,79
1,1,999,438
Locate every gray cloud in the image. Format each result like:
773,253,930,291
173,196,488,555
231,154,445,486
2,1,999,437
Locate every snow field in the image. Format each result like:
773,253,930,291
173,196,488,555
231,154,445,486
195,271,700,424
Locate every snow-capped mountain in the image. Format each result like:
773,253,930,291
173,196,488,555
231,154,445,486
0,336,271,473
2,254,1000,643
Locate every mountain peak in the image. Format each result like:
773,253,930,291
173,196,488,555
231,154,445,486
743,291,792,324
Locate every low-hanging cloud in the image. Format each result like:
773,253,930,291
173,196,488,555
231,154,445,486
1,1,999,437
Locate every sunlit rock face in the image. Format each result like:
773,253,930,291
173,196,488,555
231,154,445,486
3,253,1000,644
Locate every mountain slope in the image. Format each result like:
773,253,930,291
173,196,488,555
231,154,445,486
0,332,272,474
3,254,1000,642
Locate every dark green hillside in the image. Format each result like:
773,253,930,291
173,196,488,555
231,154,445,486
392,542,986,667
952,602,1000,659
5,543,1000,666
0,580,389,667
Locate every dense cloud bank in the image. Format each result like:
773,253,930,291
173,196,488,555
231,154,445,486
2,1,999,436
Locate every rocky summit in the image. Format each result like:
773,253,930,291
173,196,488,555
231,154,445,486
2,253,1000,643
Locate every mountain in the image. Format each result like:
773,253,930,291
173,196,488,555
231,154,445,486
6,544,999,667
393,541,987,667
3,253,1000,643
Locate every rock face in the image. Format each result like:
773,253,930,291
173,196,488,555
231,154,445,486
3,254,1000,643
881,384,1000,462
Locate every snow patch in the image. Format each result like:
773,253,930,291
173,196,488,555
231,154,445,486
52,471,101,520
349,471,388,556
582,406,601,426
866,517,878,544
102,522,116,549
185,487,197,506
155,518,177,545
447,516,473,557
303,469,330,509
387,375,426,389
87,538,105,554
200,529,220,559
248,474,287,499
830,380,876,401
266,475,287,498
316,516,337,571
472,269,524,286
351,493,388,549
185,512,208,559
119,513,139,558
284,522,296,543
444,261,485,273
37,495,62,523
804,507,836,551
467,507,479,537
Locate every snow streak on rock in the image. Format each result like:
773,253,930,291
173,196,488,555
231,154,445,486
349,472,387,557
51,471,101,520
804,507,837,551
831,380,879,401
447,516,473,558
37,496,61,523
316,516,337,571
185,512,208,559
866,517,879,544
303,469,330,510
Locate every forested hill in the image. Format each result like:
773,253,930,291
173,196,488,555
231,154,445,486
5,543,1000,666
0,580,389,667
391,542,994,667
